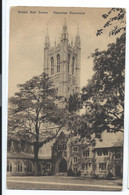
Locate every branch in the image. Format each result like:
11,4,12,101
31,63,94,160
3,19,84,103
39,125,63,147
107,111,121,120
25,131,36,137
109,128,124,132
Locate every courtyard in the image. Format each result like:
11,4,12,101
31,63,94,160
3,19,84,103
7,176,122,191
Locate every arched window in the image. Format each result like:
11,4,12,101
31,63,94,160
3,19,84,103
7,160,13,172
68,54,70,73
50,57,54,75
57,54,60,73
17,160,23,172
72,56,75,75
27,161,33,173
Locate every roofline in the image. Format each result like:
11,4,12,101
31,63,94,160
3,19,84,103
93,146,123,149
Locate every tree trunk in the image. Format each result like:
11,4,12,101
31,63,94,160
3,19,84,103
33,142,40,176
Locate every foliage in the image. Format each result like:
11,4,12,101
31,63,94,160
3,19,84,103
97,8,126,36
82,33,125,134
66,93,82,113
8,73,69,174
70,8,126,138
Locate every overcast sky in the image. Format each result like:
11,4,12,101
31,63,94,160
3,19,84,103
8,6,118,97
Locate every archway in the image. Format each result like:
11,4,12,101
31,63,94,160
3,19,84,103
59,158,67,172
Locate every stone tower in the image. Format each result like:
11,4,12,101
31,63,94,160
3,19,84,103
44,19,81,100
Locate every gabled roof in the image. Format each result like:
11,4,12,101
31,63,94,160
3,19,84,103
7,152,51,160
57,131,68,140
94,131,123,149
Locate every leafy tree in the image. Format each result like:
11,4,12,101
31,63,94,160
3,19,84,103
8,73,68,174
66,93,82,113
97,8,126,36
71,8,126,138
81,30,125,135
66,93,96,142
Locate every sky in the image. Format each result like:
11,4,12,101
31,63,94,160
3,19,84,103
8,6,118,97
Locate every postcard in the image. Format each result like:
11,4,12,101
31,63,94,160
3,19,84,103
7,6,125,191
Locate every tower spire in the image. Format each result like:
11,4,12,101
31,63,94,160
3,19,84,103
63,18,67,28
75,24,81,47
44,27,50,48
61,18,68,41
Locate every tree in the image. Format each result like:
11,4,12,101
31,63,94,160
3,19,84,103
8,73,68,174
97,8,126,36
66,93,82,113
81,10,125,135
71,8,126,138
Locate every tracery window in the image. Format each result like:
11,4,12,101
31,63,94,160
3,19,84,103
72,56,75,75
50,57,54,75
57,54,60,73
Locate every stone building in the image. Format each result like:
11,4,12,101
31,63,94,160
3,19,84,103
93,132,123,178
7,131,123,179
7,139,52,176
50,131,123,178
7,20,123,179
44,19,81,100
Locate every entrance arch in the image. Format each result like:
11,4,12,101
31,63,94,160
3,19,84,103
59,158,67,172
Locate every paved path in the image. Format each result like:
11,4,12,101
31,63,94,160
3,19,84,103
7,176,122,191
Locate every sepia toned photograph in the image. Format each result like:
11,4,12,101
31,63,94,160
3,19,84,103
7,6,125,191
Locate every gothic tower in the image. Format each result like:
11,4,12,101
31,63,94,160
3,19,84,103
44,19,81,100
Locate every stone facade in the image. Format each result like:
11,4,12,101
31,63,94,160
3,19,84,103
51,132,68,175
94,147,123,178
50,131,123,179
7,131,123,179
7,140,52,176
44,19,81,100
